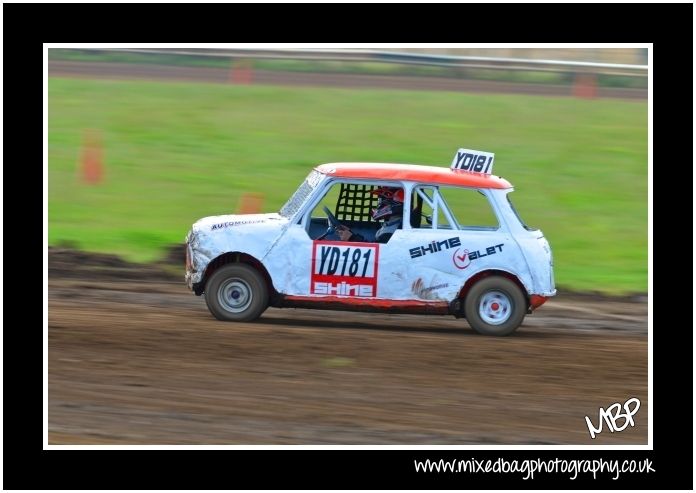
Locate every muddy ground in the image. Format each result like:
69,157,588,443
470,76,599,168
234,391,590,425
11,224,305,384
48,248,648,445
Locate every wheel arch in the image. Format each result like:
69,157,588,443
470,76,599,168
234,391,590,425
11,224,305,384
456,269,530,310
195,251,277,298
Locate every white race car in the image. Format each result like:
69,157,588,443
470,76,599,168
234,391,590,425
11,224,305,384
185,148,556,335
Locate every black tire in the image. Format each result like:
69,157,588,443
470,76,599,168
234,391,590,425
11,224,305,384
464,276,526,336
204,263,268,322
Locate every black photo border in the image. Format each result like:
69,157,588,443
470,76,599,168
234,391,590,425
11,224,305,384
6,2,691,490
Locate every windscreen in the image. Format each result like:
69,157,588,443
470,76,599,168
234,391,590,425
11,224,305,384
279,170,323,219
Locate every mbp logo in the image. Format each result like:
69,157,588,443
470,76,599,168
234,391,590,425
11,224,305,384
311,242,379,297
585,397,641,439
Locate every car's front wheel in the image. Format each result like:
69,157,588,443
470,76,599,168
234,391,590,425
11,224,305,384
464,276,526,336
204,264,268,322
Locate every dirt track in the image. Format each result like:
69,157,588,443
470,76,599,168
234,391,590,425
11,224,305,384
48,249,648,445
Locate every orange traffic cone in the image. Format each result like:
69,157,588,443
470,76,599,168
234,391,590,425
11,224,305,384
229,59,254,85
572,73,597,99
79,129,104,184
237,192,264,214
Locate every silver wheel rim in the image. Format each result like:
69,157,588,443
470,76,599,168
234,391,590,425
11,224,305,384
218,278,253,313
478,290,512,325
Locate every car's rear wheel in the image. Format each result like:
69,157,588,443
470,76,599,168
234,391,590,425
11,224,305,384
204,264,268,322
464,276,526,336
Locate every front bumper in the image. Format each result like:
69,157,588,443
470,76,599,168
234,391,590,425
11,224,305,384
184,233,204,291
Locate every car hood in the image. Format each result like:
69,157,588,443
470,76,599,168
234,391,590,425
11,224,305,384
192,212,287,235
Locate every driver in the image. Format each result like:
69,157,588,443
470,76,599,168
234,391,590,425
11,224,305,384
336,186,404,243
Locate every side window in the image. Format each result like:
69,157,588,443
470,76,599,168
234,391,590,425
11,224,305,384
304,182,381,240
410,187,434,229
312,182,342,219
411,186,457,230
506,194,535,231
439,187,499,230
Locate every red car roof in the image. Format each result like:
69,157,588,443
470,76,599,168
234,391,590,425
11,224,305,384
315,162,512,189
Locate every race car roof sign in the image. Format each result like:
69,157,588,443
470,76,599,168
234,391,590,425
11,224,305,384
450,148,495,175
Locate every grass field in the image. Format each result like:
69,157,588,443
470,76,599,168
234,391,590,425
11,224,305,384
48,78,648,294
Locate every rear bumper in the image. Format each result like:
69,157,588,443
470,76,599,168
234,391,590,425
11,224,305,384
529,293,552,311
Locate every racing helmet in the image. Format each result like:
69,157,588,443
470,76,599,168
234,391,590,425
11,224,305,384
371,187,404,221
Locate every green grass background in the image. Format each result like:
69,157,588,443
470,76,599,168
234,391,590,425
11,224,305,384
48,49,647,88
48,78,648,294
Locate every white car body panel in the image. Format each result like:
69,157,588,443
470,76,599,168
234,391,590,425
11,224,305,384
187,177,556,303
186,213,288,287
